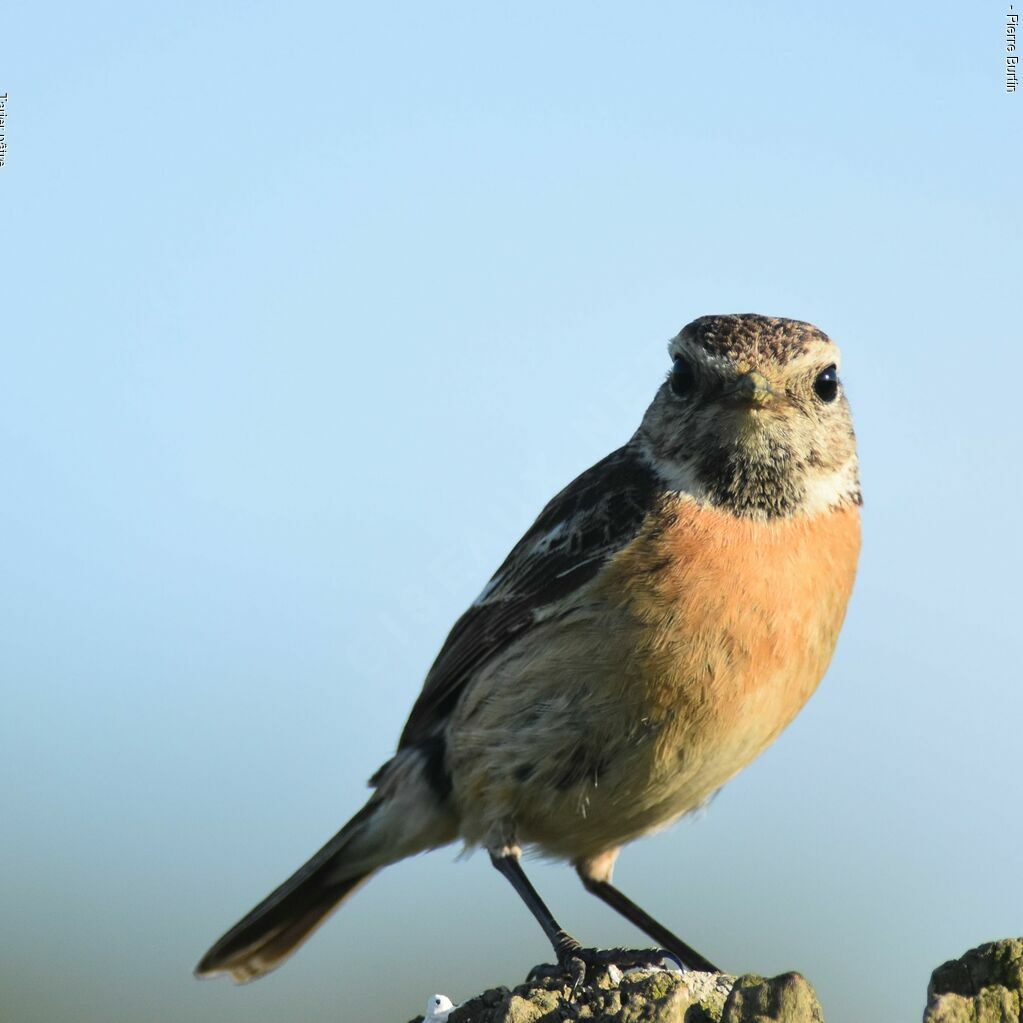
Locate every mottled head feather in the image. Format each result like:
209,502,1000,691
670,314,832,367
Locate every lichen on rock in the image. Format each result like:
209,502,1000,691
406,938,1023,1023
408,962,824,1023
924,938,1023,1023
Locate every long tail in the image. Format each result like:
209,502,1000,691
195,750,456,983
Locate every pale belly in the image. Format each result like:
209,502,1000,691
447,500,861,861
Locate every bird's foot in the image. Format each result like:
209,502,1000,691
528,935,682,996
587,946,684,973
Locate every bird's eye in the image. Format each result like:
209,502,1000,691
813,365,840,403
670,355,695,397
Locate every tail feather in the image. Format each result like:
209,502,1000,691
196,749,457,982
196,869,374,982
195,800,380,983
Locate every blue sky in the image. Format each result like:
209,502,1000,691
1,3,1019,1022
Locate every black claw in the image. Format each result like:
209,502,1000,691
657,948,685,972
566,955,586,998
552,932,586,998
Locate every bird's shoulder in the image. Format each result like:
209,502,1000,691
396,442,665,750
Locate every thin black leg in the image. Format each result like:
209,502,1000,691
578,873,720,973
489,848,583,974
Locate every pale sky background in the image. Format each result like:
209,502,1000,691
1,3,1020,1022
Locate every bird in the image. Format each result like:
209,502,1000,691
195,313,862,987
424,993,456,1023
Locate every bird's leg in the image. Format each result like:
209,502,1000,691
576,866,720,973
489,847,684,991
489,847,587,990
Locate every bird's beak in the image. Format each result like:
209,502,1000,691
726,371,777,408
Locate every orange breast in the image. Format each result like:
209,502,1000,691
596,498,861,783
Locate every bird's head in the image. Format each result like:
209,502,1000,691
638,314,861,519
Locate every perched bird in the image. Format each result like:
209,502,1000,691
196,313,861,986
424,993,456,1023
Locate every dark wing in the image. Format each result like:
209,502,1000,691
397,443,663,750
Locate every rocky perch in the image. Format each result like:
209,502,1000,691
925,939,1023,1023
406,938,1023,1023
